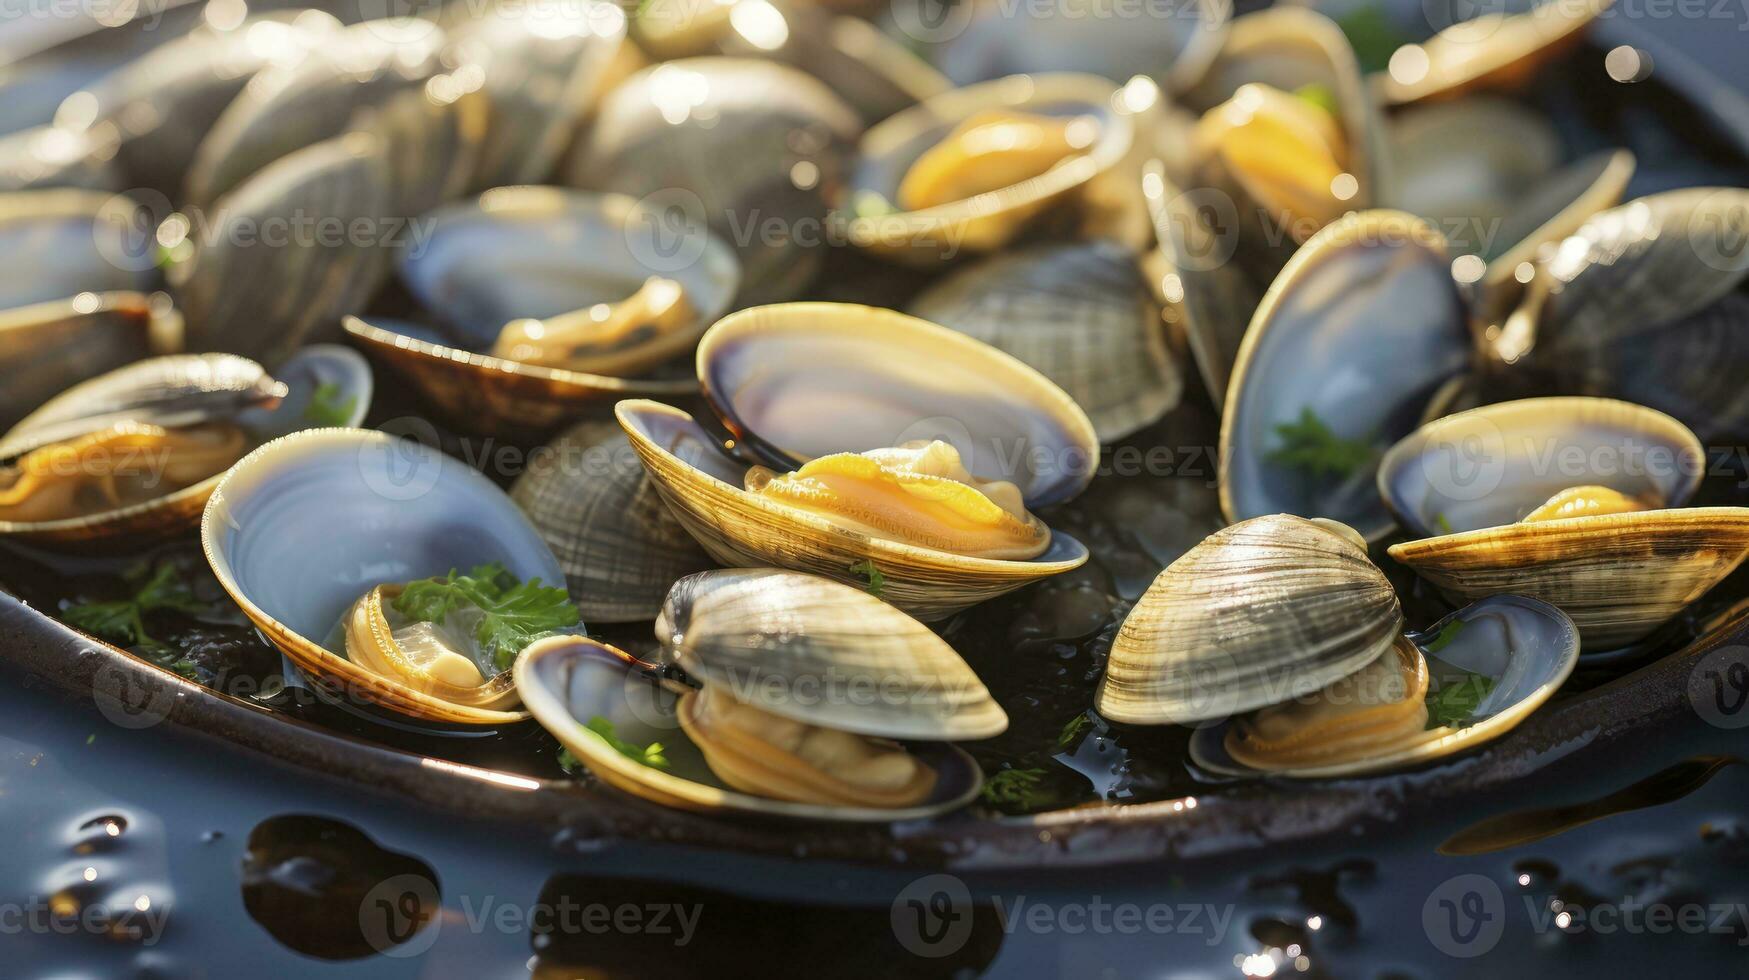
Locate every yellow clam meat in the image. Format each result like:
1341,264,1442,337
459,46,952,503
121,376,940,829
488,275,697,377
0,422,249,524
1225,637,1430,770
678,684,938,809
897,109,1099,212
1520,485,1658,523
742,440,1051,560
1192,82,1351,237
339,583,521,709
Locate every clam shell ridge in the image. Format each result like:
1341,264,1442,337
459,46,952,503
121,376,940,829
1097,514,1404,725
655,568,1008,741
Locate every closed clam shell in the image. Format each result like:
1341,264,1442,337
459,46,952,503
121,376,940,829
560,57,860,305
617,399,1088,621
1378,0,1612,105
347,80,486,219
1190,595,1579,778
1382,397,1749,648
841,73,1133,264
175,132,392,365
1518,188,1749,363
514,636,985,820
0,291,175,432
202,427,566,726
699,302,1100,509
183,19,449,208
510,422,713,623
1570,292,1749,443
906,240,1181,442
0,189,156,310
1220,210,1471,541
656,568,1008,740
1142,160,1262,407
1096,514,1405,725
1382,96,1561,240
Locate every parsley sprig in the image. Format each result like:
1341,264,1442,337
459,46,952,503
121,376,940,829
1426,670,1496,729
849,559,886,598
1267,408,1377,479
586,716,669,770
390,562,579,671
302,381,358,427
62,562,208,657
980,767,1057,810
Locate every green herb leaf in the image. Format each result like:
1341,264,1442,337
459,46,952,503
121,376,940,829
1294,83,1339,117
1057,711,1093,750
557,746,582,775
1434,512,1455,535
302,381,358,427
60,562,208,652
1267,407,1376,479
1336,4,1412,75
980,767,1056,810
1424,617,1467,653
585,716,669,770
849,559,886,598
391,562,579,670
1426,671,1495,729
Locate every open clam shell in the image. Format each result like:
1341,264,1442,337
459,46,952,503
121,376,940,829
1220,210,1470,541
930,0,1229,96
1378,0,1613,106
617,400,1088,621
1096,514,1404,726
174,132,393,366
0,291,176,431
1190,595,1579,778
1382,397,1749,648
1142,161,1263,407
510,421,713,623
841,73,1134,264
905,240,1180,442
350,187,738,435
514,636,984,821
698,302,1099,509
202,427,568,726
657,568,1008,739
2,345,370,545
560,57,860,305
183,19,450,208
0,189,156,310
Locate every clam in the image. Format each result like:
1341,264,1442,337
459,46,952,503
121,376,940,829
1378,0,1614,106
182,19,451,208
347,187,738,435
173,132,393,365
515,568,999,819
0,189,156,310
1180,7,1386,251
928,0,1230,96
444,0,636,188
0,124,121,193
618,302,1096,620
202,427,570,726
1381,397,1749,649
0,291,178,431
560,57,860,305
1220,210,1471,542
1142,160,1263,407
510,420,714,623
1188,595,1580,778
1,346,370,546
905,239,1182,441
1566,292,1749,443
347,77,487,220
839,73,1133,264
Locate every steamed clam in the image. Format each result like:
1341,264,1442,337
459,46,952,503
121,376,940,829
840,73,1134,263
346,186,738,435
515,568,1001,819
0,291,176,430
618,302,1096,619
1377,0,1614,106
1,346,370,545
202,427,571,725
0,189,157,309
1382,397,1749,649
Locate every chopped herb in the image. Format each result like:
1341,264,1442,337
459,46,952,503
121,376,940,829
1267,408,1377,479
86,734,96,746
980,767,1056,810
1426,671,1495,729
1425,617,1468,653
61,562,208,654
392,562,579,670
1336,4,1413,75
302,381,358,427
848,559,886,598
585,716,669,770
557,745,582,775
1294,83,1339,117
1057,711,1093,750
1434,512,1455,535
